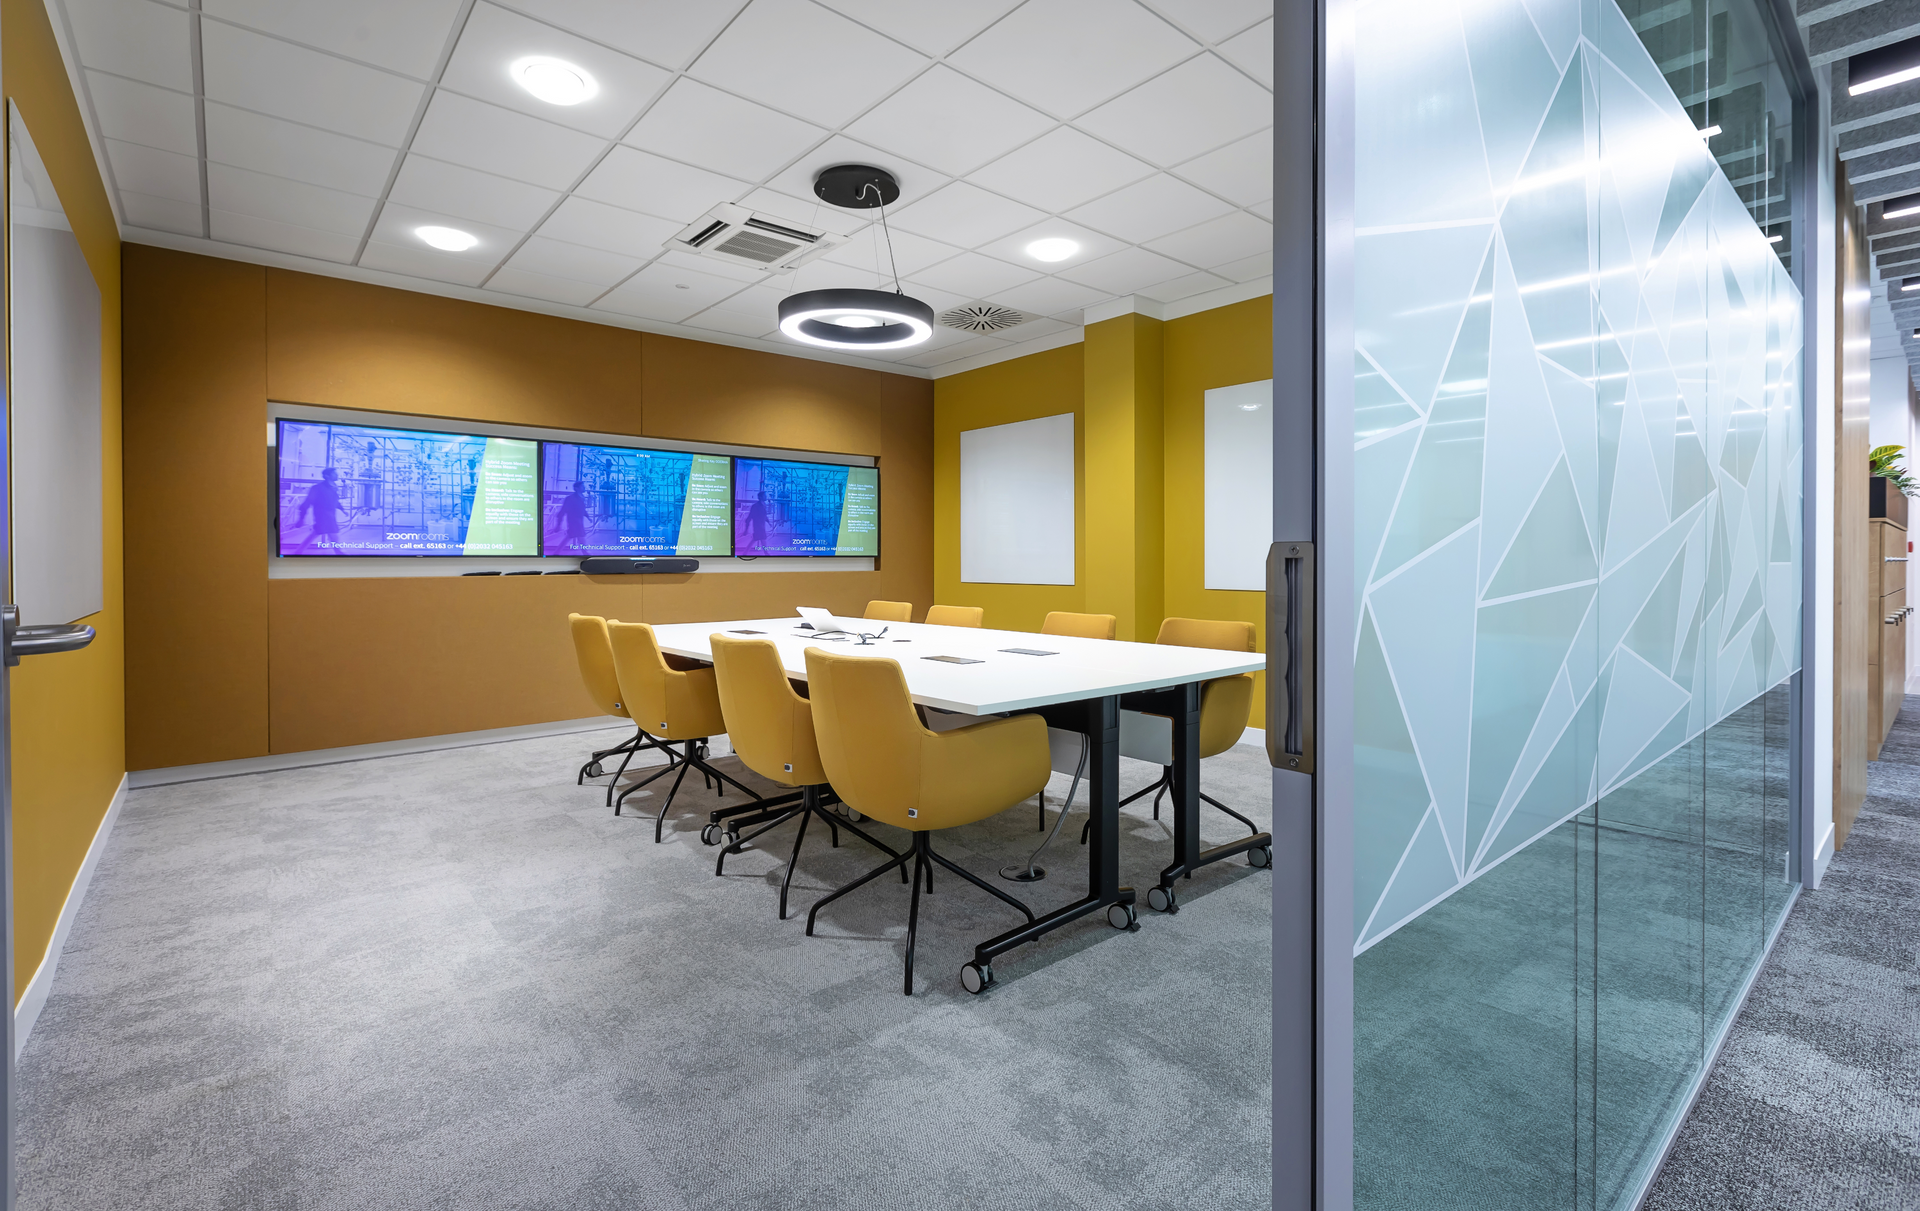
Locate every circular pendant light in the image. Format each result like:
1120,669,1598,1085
779,288,933,350
778,165,932,351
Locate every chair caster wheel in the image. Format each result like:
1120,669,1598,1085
1248,844,1273,869
700,823,722,846
1106,902,1138,930
835,804,862,823
584,761,604,779
960,962,993,995
725,829,741,849
1146,886,1178,914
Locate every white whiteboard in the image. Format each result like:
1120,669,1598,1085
960,413,1075,585
9,108,103,625
1204,380,1273,591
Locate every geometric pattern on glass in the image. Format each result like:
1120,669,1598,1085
1352,0,1803,952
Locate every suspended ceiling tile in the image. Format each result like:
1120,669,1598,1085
686,0,929,129
760,134,951,214
62,0,192,92
120,189,201,235
968,126,1156,213
202,0,464,79
534,195,683,259
990,274,1110,317
1248,198,1272,221
204,103,397,196
623,77,827,182
976,218,1128,269
502,234,642,287
840,65,1055,178
574,146,750,226
593,260,747,322
484,264,608,307
1140,0,1269,43
200,20,425,146
1139,268,1232,302
811,0,1025,56
410,91,609,189
1077,53,1270,167
359,238,498,288
822,226,965,280
104,139,200,206
1216,17,1273,87
368,200,523,268
911,332,1017,366
207,163,378,237
389,155,562,232
439,2,672,139
1057,244,1193,293
210,209,360,263
1004,316,1076,341
888,180,1047,247
495,0,751,71
653,247,771,284
1065,172,1236,243
85,71,198,157
948,0,1199,119
680,306,780,339
1212,250,1272,282
1173,128,1273,205
705,281,794,318
1147,209,1272,269
908,250,1041,299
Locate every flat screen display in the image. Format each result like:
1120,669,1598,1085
732,457,879,557
275,419,540,557
540,442,732,557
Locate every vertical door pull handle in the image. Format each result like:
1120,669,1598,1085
1266,541,1316,774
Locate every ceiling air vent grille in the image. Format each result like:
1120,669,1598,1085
938,303,1030,333
669,203,837,272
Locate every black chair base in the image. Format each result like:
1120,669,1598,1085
715,785,906,918
613,737,766,841
808,831,1035,996
1078,766,1261,844
579,727,647,806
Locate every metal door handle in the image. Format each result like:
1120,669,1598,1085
1887,557,1908,563
1266,541,1315,774
1,605,94,666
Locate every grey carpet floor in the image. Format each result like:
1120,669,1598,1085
14,730,1275,1210
1641,698,1920,1211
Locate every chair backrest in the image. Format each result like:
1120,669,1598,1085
1156,617,1256,652
864,600,913,622
568,613,629,719
1156,617,1258,758
925,604,983,628
606,621,672,731
1041,611,1117,640
710,634,825,786
805,648,927,824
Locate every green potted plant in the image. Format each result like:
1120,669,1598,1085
1870,444,1916,521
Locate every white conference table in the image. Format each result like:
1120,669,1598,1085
650,615,1270,987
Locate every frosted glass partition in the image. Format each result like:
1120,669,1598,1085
1349,0,1803,1204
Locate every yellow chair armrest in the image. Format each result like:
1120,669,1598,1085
918,713,1049,829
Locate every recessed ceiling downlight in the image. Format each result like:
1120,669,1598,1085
416,225,478,252
511,55,598,106
779,288,933,351
1026,237,1080,262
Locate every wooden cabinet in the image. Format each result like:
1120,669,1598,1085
1869,515,1908,759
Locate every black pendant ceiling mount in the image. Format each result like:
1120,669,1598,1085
780,166,930,351
812,164,901,209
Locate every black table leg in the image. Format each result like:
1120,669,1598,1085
963,695,1138,993
1131,681,1274,909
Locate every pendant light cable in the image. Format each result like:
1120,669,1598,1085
860,182,904,295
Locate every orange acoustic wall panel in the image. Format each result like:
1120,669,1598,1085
124,248,935,767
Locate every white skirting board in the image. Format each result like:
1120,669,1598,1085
17,773,126,1056
126,715,642,789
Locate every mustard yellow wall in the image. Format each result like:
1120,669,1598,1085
932,343,1086,632
5,0,127,999
934,296,1272,722
1163,296,1273,724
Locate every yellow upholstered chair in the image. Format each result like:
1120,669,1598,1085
1041,611,1117,640
569,613,647,805
607,620,764,841
1080,617,1258,844
709,635,903,918
864,600,913,622
924,604,983,628
804,647,1049,996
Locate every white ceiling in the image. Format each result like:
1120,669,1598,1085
51,0,1274,377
